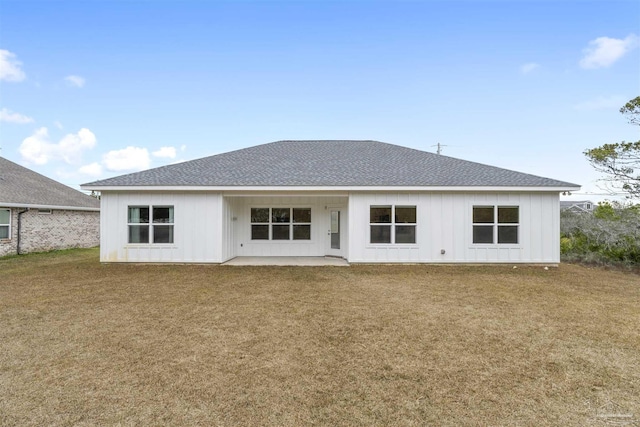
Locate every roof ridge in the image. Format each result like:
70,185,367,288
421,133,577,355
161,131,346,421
274,139,382,142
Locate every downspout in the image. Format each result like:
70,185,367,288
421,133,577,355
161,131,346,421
17,208,29,255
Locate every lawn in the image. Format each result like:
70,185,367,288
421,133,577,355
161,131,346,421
1,248,639,426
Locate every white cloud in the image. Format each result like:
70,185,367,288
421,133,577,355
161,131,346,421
579,34,639,69
19,127,97,165
54,121,63,130
0,108,34,124
180,144,187,152
65,75,86,88
78,162,103,177
103,146,150,172
19,128,53,165
573,95,626,111
58,128,97,164
152,146,177,159
0,49,26,82
520,62,540,74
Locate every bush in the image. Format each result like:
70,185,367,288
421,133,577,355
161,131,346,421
560,202,640,266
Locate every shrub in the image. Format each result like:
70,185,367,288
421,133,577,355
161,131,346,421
560,202,640,266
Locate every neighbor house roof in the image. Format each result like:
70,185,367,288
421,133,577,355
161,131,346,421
560,200,594,213
560,200,593,207
83,140,579,189
0,157,100,210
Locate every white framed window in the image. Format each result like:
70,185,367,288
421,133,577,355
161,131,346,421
472,205,519,244
292,208,312,240
128,205,174,244
0,208,10,240
370,205,416,244
250,208,269,240
38,209,52,215
250,207,311,241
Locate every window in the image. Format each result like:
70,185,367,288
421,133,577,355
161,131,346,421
272,208,290,240
38,209,52,215
128,205,174,244
472,205,519,244
370,205,416,244
152,206,174,244
370,206,391,243
293,208,312,240
250,207,311,240
250,208,269,240
0,209,10,239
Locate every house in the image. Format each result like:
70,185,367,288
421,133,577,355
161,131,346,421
81,140,579,264
0,157,100,257
560,200,595,214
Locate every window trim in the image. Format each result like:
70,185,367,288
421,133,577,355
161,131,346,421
250,207,312,241
127,205,175,245
472,205,520,245
0,208,11,240
369,205,417,245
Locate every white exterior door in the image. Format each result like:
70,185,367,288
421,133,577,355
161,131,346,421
326,208,344,257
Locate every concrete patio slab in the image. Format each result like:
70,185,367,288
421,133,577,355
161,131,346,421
222,256,349,266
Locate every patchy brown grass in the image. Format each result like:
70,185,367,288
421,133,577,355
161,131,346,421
1,248,639,426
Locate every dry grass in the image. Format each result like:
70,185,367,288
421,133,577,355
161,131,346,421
1,248,639,426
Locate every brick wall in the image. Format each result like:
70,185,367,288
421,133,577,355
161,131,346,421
0,208,99,257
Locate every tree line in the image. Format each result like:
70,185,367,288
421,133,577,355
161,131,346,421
561,96,640,266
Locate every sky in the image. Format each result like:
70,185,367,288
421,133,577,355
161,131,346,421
1,0,639,202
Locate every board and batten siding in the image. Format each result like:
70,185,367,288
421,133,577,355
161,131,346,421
100,191,224,263
348,192,560,263
100,191,559,264
221,196,240,262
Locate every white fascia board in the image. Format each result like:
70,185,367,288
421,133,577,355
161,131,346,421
82,185,581,193
0,202,100,211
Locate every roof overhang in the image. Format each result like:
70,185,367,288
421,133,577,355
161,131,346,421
81,185,581,193
0,202,100,211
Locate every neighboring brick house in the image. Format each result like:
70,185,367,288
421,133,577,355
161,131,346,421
0,157,100,257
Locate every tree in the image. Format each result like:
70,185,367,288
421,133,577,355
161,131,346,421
620,96,640,125
584,96,640,199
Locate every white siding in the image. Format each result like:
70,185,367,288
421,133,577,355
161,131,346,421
100,190,560,264
100,191,223,263
221,197,241,262
348,192,560,263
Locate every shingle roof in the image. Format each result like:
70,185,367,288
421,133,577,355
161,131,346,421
83,140,579,188
0,157,100,209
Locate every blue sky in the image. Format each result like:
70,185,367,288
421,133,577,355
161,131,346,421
1,0,638,201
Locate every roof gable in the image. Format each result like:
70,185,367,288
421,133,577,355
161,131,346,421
0,157,100,209
83,140,579,189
